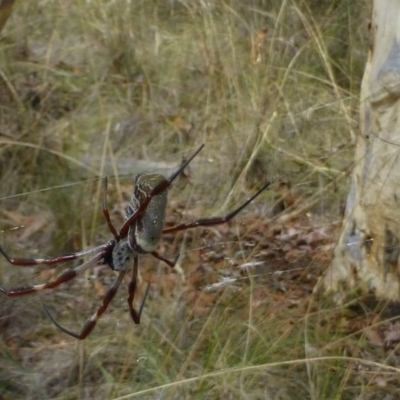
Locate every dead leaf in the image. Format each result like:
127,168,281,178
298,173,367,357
251,28,268,64
2,210,52,240
384,329,400,348
94,280,105,297
365,328,384,347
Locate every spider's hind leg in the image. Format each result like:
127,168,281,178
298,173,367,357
128,255,150,324
44,269,127,340
151,251,180,268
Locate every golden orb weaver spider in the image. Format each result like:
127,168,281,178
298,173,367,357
0,144,270,339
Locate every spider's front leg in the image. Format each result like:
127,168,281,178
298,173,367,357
0,243,113,297
163,181,271,234
0,243,108,268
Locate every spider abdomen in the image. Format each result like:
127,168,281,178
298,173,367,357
127,173,168,254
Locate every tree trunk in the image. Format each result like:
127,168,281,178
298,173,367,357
325,0,400,299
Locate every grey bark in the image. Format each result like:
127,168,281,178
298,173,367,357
325,0,400,299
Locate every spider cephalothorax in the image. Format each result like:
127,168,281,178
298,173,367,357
0,144,270,339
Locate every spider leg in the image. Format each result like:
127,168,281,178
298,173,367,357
102,176,119,240
119,144,205,239
127,255,151,324
0,242,112,267
0,251,106,296
164,143,205,191
151,251,180,268
44,269,127,340
163,181,271,234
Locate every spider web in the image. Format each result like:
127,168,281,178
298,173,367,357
0,149,348,343
0,180,104,331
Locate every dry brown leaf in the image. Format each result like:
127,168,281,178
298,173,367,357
384,329,400,348
2,209,52,240
365,328,384,347
38,269,56,281
251,28,268,64
304,229,329,246
94,280,105,297
2,210,27,225
252,287,271,308
277,232,299,243
373,376,389,387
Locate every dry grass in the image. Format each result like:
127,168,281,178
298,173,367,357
0,1,384,399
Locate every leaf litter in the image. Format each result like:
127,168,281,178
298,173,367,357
2,192,400,397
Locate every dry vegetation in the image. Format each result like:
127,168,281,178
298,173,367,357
3,1,399,399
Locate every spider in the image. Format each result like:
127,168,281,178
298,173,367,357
0,144,270,339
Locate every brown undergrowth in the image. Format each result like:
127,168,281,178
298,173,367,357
1,0,388,399
2,191,399,400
